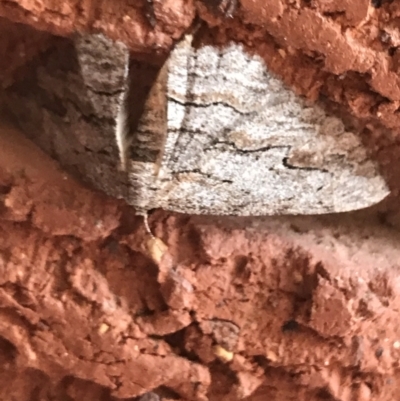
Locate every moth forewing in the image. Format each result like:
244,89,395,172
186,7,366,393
128,37,389,215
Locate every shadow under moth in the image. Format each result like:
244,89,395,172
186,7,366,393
0,33,389,216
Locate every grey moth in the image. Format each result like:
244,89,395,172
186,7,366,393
0,33,389,216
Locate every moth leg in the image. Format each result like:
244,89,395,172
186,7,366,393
143,211,155,238
203,0,239,17
144,215,169,266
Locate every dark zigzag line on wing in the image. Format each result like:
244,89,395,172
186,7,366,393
164,128,291,154
153,95,253,168
85,87,126,97
164,132,329,172
167,94,256,116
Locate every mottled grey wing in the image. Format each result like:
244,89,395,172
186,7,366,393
1,33,130,200
129,38,389,216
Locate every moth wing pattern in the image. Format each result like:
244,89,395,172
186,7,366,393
129,37,389,215
75,34,131,171
1,33,131,200
0,32,389,216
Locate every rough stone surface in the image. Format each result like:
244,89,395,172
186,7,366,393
1,1,400,401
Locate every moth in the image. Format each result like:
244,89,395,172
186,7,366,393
0,33,389,216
